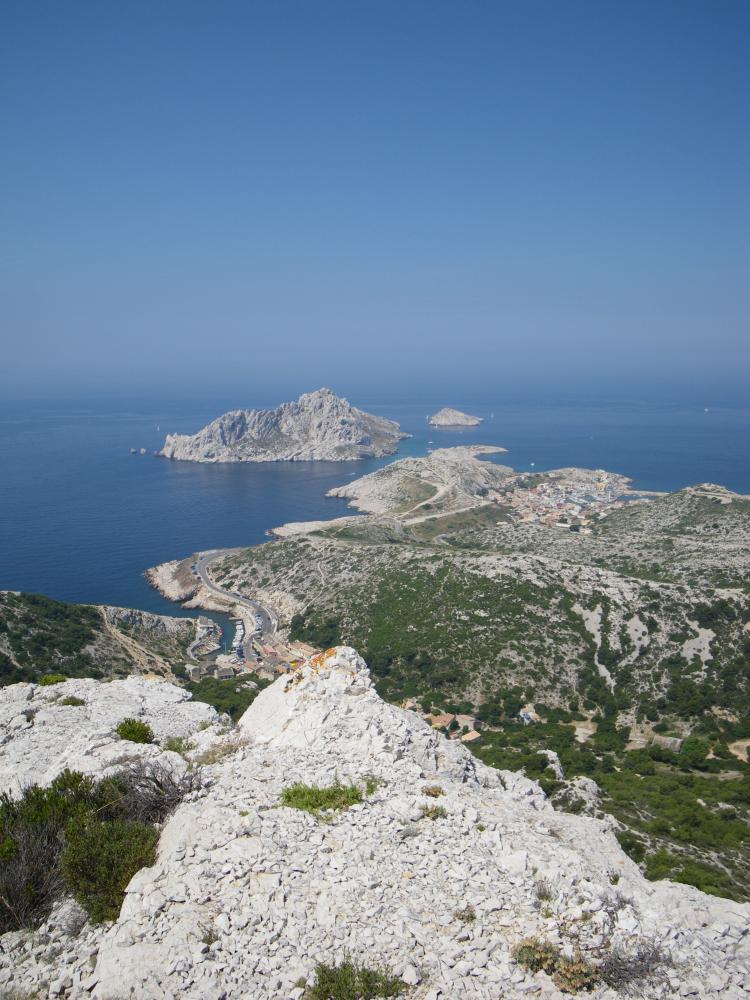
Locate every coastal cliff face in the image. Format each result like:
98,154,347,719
429,407,483,426
159,388,407,463
3,648,747,999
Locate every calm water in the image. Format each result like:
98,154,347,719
1,393,748,618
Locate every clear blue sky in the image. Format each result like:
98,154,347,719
1,1,748,400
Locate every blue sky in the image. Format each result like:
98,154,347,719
1,1,748,399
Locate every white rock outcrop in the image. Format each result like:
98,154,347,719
159,388,408,463
3,649,749,999
429,407,483,426
0,676,220,795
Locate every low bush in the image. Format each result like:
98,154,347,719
281,780,363,817
512,938,598,993
599,940,668,994
62,818,158,923
419,803,447,820
454,904,476,922
307,958,405,999
0,762,193,932
59,695,85,706
512,937,559,975
116,718,154,744
39,674,67,686
535,877,554,901
422,785,444,798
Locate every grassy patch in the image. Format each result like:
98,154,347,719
419,803,447,820
281,780,363,817
306,959,405,1000
163,735,195,755
59,695,85,707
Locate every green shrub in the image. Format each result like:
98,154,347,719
39,674,67,686
281,780,363,817
185,676,269,721
62,818,158,922
422,785,444,798
0,770,99,932
307,958,405,999
59,696,85,707
0,762,193,932
116,718,154,744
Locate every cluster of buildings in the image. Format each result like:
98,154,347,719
184,634,319,685
498,472,626,530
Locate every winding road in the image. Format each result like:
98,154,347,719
192,549,277,636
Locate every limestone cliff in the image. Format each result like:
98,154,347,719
159,388,407,463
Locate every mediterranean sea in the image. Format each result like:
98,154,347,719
1,389,748,621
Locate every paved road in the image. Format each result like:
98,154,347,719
193,549,277,637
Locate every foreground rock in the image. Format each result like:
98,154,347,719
429,407,483,426
159,388,408,463
4,648,747,999
0,676,221,795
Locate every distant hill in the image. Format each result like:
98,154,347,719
0,592,196,685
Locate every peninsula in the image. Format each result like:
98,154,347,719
429,406,483,426
159,388,408,463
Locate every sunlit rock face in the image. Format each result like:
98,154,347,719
159,388,408,462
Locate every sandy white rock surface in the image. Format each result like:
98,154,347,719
0,676,220,795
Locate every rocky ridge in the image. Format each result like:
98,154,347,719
159,389,408,463
0,676,221,796
429,407,483,426
3,649,748,999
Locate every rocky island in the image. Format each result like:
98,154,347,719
159,388,408,463
429,406,483,426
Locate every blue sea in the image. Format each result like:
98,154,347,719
1,390,748,625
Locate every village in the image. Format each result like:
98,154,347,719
493,469,638,530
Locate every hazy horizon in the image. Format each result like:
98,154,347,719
2,2,748,398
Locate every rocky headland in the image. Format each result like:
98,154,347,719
2,647,748,999
326,445,511,515
159,388,408,463
429,407,483,426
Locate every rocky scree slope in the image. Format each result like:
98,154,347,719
5,649,747,999
159,388,408,463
